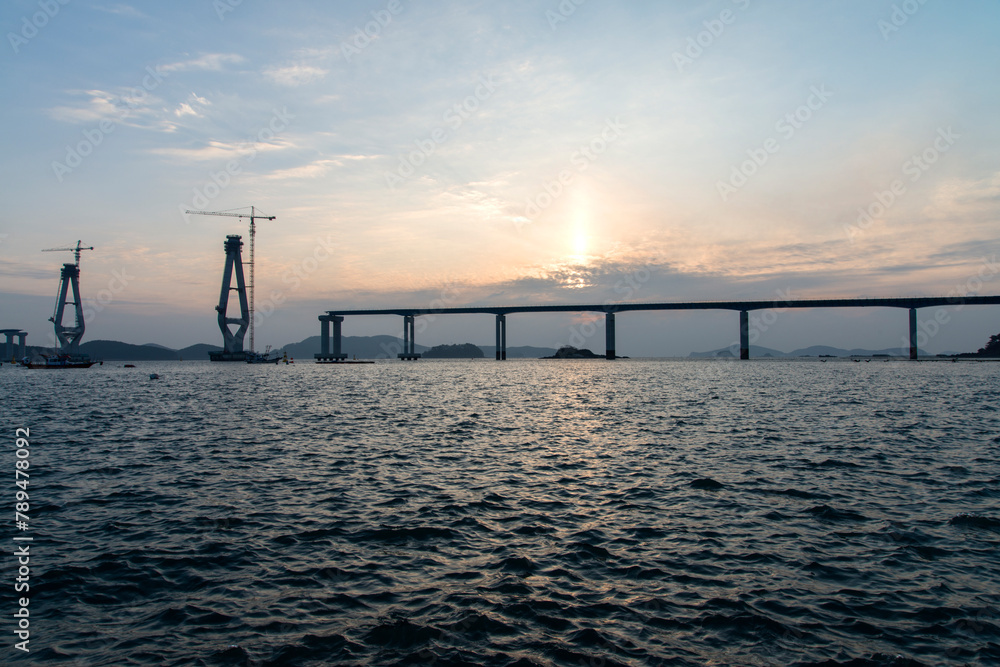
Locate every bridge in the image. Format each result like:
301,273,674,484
315,296,1000,361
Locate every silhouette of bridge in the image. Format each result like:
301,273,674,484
316,295,1000,361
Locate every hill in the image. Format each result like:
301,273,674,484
957,332,1000,358
422,343,485,358
480,345,558,358
80,340,180,361
542,346,603,359
279,335,429,360
177,343,223,360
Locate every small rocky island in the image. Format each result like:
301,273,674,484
957,332,1000,358
542,346,603,359
422,343,485,358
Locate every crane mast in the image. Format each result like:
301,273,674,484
185,206,275,354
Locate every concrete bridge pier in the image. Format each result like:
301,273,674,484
399,315,421,360
495,315,506,360
739,310,750,360
1,330,27,362
606,312,616,360
315,315,347,361
909,308,918,360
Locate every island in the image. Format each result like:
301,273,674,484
957,332,1000,358
542,346,603,359
421,343,485,358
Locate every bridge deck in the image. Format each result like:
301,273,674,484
324,295,1000,317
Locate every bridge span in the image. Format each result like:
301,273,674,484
316,295,1000,361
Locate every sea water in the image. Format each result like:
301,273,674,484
2,359,998,665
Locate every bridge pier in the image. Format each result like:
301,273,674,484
739,310,750,360
315,315,347,361
495,315,506,360
606,312,616,359
399,315,421,360
1,330,27,362
909,308,918,360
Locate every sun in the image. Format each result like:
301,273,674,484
569,190,590,260
573,229,589,256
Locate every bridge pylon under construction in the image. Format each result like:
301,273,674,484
210,235,250,362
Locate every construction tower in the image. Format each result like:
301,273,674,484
43,241,93,357
209,235,250,361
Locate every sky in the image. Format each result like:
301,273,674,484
2,0,1000,356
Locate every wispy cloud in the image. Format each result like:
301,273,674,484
160,53,245,73
47,88,161,125
173,94,210,118
263,159,340,180
150,138,293,162
263,64,328,87
91,4,146,19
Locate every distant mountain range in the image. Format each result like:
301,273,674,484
279,336,558,360
688,344,956,358
16,338,961,362
21,340,222,361
19,337,559,361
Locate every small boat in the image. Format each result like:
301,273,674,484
124,364,136,368
246,345,280,364
27,354,96,369
149,373,160,380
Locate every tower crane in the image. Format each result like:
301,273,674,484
185,206,275,354
42,240,93,266
41,240,94,355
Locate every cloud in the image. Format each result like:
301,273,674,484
160,53,245,73
263,159,341,180
91,4,146,19
263,64,328,87
150,138,293,162
47,88,160,125
173,94,210,118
